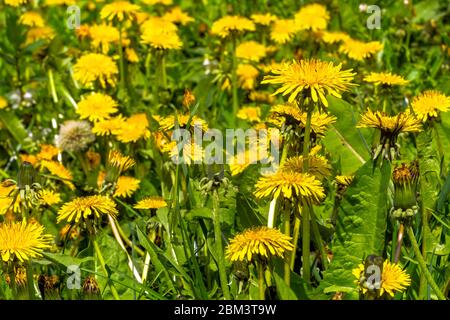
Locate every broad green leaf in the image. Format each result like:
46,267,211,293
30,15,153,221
318,160,391,299
0,110,34,150
323,96,370,175
41,252,93,268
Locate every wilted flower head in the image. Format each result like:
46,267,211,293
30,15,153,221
56,120,95,153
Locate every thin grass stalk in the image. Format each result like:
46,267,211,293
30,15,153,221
212,189,231,300
406,226,446,300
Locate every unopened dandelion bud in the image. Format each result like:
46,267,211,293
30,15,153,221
82,275,101,300
17,161,36,189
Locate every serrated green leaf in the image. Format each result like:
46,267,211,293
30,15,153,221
318,160,391,299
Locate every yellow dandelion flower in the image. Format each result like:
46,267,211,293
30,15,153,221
140,28,182,50
294,3,330,31
237,64,259,90
270,19,298,44
73,53,118,88
262,59,356,106
113,176,140,198
77,92,118,122
249,91,276,104
210,15,255,38
75,24,91,39
364,72,409,86
142,0,172,4
92,115,125,136
40,160,75,190
163,140,204,165
251,13,277,26
282,153,332,181
320,31,350,44
45,0,75,5
134,196,167,209
339,39,383,61
0,221,53,262
57,195,118,223
100,1,140,22
254,171,325,204
39,189,62,206
225,226,294,262
5,0,28,7
236,41,267,62
19,11,45,27
125,48,139,63
140,16,178,34
162,6,194,25
357,109,422,134
20,154,38,166
37,144,60,161
88,23,120,54
229,152,252,176
411,90,450,122
25,26,55,45
237,106,261,123
269,104,336,136
0,96,8,109
114,113,151,143
335,175,353,187
107,150,135,173
353,260,411,297
157,114,208,132
0,182,18,215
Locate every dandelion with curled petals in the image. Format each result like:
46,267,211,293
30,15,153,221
0,221,53,262
254,171,325,204
226,226,294,262
57,195,118,223
262,59,356,106
107,150,135,174
411,90,450,122
281,150,332,181
357,110,422,135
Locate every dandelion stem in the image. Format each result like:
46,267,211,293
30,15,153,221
258,262,265,300
92,238,121,300
310,208,328,270
283,207,291,285
26,262,35,300
212,189,231,300
48,69,58,104
231,35,239,123
118,24,126,93
301,107,313,286
406,226,446,300
290,215,300,271
394,223,404,263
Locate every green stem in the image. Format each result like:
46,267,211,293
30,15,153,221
310,208,328,270
406,226,446,300
26,262,35,300
48,69,58,103
301,107,313,286
212,189,231,300
115,221,145,257
290,215,300,271
92,238,121,300
231,36,238,122
118,25,126,93
258,262,265,300
161,53,167,89
283,207,291,285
